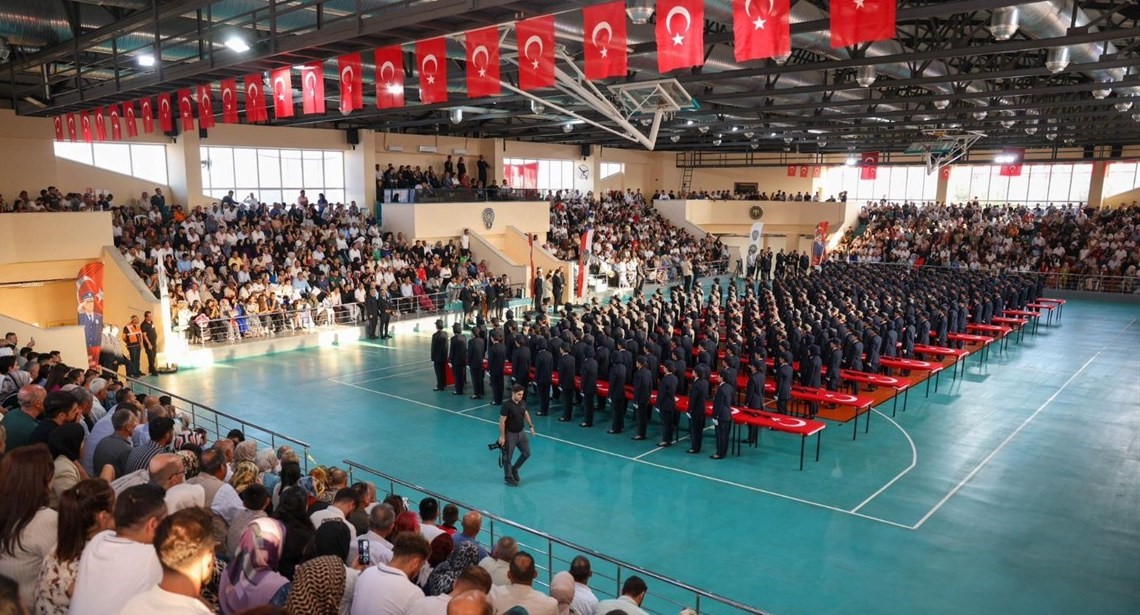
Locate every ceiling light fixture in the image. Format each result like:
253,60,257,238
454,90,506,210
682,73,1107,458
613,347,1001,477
670,135,681,143
972,110,988,120
698,125,710,134
626,0,654,25
1092,84,1112,99
989,6,1020,41
845,156,857,166
0,37,11,62
530,100,545,114
686,119,694,126
224,35,250,53
1115,100,1133,112
1133,113,1140,122
1000,119,1015,129
933,99,949,110
743,131,754,138
856,65,876,88
449,108,463,124
1045,47,1070,73
1045,132,1057,141
137,53,155,67
750,143,759,149
994,153,1017,164
1025,126,1037,135
563,123,574,133
712,138,722,146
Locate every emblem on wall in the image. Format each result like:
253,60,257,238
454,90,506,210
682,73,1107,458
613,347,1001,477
749,205,764,220
482,207,495,230
577,164,590,180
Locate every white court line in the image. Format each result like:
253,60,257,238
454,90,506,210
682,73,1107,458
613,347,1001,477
459,403,492,414
334,359,430,379
351,368,433,385
1120,318,1136,333
850,408,919,513
632,435,693,460
911,350,1101,529
334,378,913,530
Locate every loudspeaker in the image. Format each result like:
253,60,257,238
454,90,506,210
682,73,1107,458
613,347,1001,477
579,144,591,158
198,128,208,139
163,124,179,138
347,128,360,145
1110,144,1123,159
1083,145,1094,159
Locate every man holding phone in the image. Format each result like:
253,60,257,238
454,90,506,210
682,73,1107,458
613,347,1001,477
499,384,535,486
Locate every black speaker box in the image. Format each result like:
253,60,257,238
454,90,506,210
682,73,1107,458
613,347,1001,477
347,128,361,145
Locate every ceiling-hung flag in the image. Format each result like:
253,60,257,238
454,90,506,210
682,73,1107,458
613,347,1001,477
516,15,555,91
80,111,93,142
220,79,240,123
66,113,78,141
123,100,138,137
53,116,65,141
338,52,363,113
93,107,107,142
999,148,1025,177
861,151,879,180
157,93,174,132
416,38,448,104
375,46,405,109
244,74,268,122
582,1,628,80
270,67,294,119
108,104,122,140
656,0,705,72
177,88,195,131
733,0,791,62
197,84,215,128
466,27,501,98
300,62,326,115
831,0,896,48
139,97,155,133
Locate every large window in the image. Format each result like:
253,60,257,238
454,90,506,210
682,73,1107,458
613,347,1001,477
821,164,939,202
1104,161,1140,199
53,141,169,185
600,162,625,179
200,146,346,205
503,158,575,191
947,163,1093,204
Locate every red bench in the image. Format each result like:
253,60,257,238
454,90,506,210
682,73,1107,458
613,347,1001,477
841,369,913,416
913,343,971,380
879,356,945,397
673,397,826,470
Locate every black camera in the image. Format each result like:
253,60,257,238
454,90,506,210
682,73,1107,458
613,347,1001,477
487,441,503,451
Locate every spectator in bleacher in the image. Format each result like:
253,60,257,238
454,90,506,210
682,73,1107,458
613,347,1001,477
123,416,174,475
568,556,598,615
27,392,80,449
453,512,489,562
119,507,215,615
488,552,557,615
0,445,57,610
425,541,483,596
362,503,397,568
273,487,315,581
477,536,517,587
32,478,115,614
410,565,492,615
593,576,649,615
218,516,289,613
310,488,361,565
4,385,46,450
350,532,430,615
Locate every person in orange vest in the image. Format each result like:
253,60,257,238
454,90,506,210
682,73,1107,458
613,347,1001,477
122,315,144,377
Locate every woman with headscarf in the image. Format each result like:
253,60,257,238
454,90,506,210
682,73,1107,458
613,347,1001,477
234,440,258,467
424,541,482,597
284,521,359,615
273,487,314,581
47,424,88,504
230,460,260,495
255,449,280,494
549,571,576,615
218,517,289,614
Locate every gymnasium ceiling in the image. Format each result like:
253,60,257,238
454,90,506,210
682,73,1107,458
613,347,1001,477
1,0,1139,154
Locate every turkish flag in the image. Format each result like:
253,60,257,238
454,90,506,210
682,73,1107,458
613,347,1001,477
374,46,405,109
861,151,879,180
799,165,809,178
786,165,796,177
270,67,294,119
53,116,65,141
416,38,448,104
516,15,555,91
157,93,174,132
65,114,77,141
220,79,239,123
465,27,500,98
244,74,268,122
197,84,215,128
999,148,1025,177
939,165,951,180
734,0,790,62
300,63,325,115
812,165,821,178
338,52,363,114
831,0,896,48
583,1,627,80
656,0,704,72
177,88,195,132
140,97,155,133
123,101,137,137
80,111,93,143
93,107,107,142
108,105,122,140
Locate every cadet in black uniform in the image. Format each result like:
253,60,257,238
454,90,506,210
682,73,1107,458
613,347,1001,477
686,363,710,454
467,327,486,399
431,319,449,391
631,356,653,441
449,323,467,395
487,330,507,405
712,369,734,459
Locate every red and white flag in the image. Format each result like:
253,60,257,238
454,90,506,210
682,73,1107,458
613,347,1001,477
416,38,448,104
734,0,790,62
375,46,405,109
108,105,122,140
220,79,240,123
197,84,215,128
516,15,555,91
861,151,879,180
123,100,138,137
812,165,822,178
270,67,294,119
656,0,705,72
939,165,951,180
300,63,325,115
177,88,195,131
465,27,501,98
65,113,78,141
338,52,363,113
80,111,93,143
831,0,896,48
786,164,796,177
244,74,268,122
157,93,174,132
53,116,65,141
93,107,107,142
999,148,1025,177
799,165,809,178
582,1,627,80
140,97,155,133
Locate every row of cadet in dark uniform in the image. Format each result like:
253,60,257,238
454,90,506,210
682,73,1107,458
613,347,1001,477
430,261,1044,459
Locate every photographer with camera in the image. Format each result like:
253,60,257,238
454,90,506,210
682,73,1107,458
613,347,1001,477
497,384,535,486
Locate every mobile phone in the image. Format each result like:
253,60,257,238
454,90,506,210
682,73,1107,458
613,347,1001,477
358,538,370,565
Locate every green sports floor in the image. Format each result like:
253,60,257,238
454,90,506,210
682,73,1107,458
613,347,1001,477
153,297,1140,615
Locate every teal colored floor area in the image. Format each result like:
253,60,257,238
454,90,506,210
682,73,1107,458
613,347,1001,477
154,299,1140,615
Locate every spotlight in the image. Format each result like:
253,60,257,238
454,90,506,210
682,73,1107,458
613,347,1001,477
670,135,681,143
224,35,251,53
933,99,949,110
1045,132,1057,141
530,100,545,114
1063,138,1075,145
1025,126,1037,135
137,53,155,67
994,154,1016,164
731,126,738,132
1115,100,1133,112
698,125,710,134
846,156,857,166
562,123,573,133
640,118,652,127
449,108,463,124
818,139,827,148
743,131,754,139
856,65,876,88
1045,47,1070,73
686,119,694,126
989,7,1020,41
783,136,793,144
750,143,759,149
1092,84,1112,99
626,0,654,25
712,138,722,146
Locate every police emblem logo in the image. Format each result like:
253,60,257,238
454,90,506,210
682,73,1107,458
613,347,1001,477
749,205,764,220
482,207,495,230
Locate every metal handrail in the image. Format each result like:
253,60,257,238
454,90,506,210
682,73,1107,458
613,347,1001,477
381,187,547,203
180,300,364,345
101,368,313,471
342,459,768,615
837,260,1138,294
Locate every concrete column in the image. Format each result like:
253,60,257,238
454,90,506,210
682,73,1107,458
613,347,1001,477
345,129,377,211
165,128,202,206
490,137,505,187
1087,160,1107,207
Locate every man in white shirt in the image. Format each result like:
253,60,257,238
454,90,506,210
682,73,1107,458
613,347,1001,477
120,507,216,614
310,488,361,564
488,553,558,615
592,577,649,615
351,533,430,615
70,484,167,615
477,536,517,587
419,497,446,543
569,556,599,615
406,565,493,615
362,503,397,566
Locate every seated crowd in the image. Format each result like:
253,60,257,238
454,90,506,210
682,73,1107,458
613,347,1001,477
653,189,842,202
0,363,647,615
835,201,1140,290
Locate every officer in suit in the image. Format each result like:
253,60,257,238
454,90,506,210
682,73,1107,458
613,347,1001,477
363,288,380,340
606,359,628,434
775,353,794,415
826,339,843,391
743,361,766,443
533,339,553,415
712,369,734,459
656,361,679,446
579,346,598,427
487,330,507,405
511,333,532,397
431,319,449,390
532,268,545,313
686,363,710,454
378,287,393,339
449,323,467,395
467,327,486,400
631,356,653,441
557,344,577,422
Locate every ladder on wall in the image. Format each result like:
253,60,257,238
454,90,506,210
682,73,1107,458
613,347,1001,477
680,166,693,194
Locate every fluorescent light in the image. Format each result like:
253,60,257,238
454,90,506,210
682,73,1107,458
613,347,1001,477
225,36,250,53
994,154,1016,164
137,53,155,67
386,84,403,94
845,156,857,166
